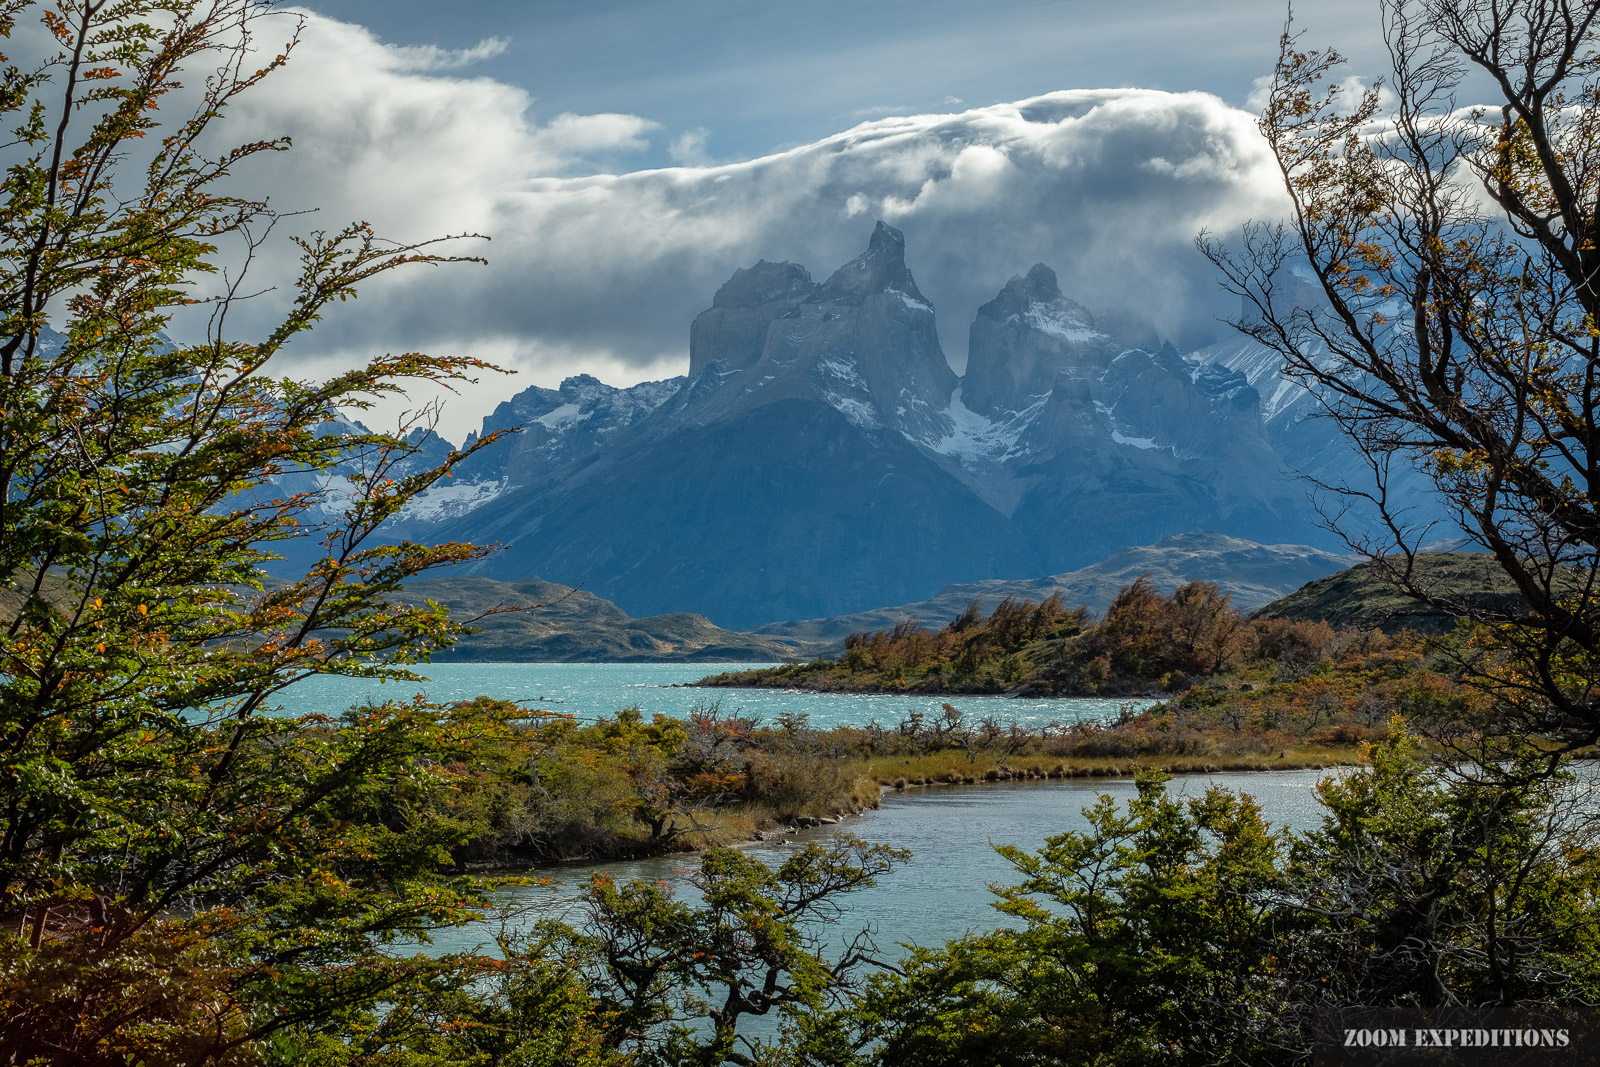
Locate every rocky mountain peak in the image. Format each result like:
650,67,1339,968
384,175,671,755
691,261,814,376
869,218,904,255
1018,262,1064,303
963,263,1113,417
710,260,813,310
683,222,954,440
816,220,926,305
979,263,1086,325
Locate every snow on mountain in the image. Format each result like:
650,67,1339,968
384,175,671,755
928,388,1043,464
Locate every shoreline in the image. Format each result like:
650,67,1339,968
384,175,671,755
688,676,1162,700
492,752,1367,874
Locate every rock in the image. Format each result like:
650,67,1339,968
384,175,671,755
964,263,1114,417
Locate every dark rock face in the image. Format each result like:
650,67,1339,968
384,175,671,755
402,223,1334,629
688,261,813,377
941,269,1318,573
455,398,1039,629
1004,347,1309,572
1192,288,1454,538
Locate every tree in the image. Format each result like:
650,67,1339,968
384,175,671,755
510,838,906,1067
844,771,1291,1067
1202,0,1600,753
0,0,522,1060
832,735,1600,1066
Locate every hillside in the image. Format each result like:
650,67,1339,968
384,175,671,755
1250,552,1521,633
754,531,1351,646
397,576,805,662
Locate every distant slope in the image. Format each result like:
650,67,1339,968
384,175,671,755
753,531,1352,646
4,571,803,663
401,576,805,662
1251,552,1521,633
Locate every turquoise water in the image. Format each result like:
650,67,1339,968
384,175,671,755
308,663,1313,974
273,661,1152,731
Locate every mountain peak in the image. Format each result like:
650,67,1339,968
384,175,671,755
1021,263,1062,302
818,220,924,304
988,263,1076,319
869,219,905,255
710,259,813,310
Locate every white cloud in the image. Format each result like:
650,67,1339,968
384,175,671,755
1245,73,1274,113
851,103,913,119
1333,74,1399,117
1244,70,1400,119
668,126,714,166
131,11,1293,443
528,112,661,166
388,35,509,72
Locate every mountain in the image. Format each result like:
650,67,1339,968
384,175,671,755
375,223,1344,629
754,531,1353,646
1187,278,1454,537
399,576,805,661
413,223,1042,629
951,264,1317,570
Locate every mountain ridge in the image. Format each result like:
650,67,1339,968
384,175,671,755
753,531,1353,646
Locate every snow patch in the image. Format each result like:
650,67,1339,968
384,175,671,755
928,388,1041,464
1192,335,1334,424
534,402,590,429
310,473,357,516
307,471,505,522
1111,430,1160,450
826,394,882,429
1024,301,1105,344
401,479,506,521
817,356,869,389
887,288,932,313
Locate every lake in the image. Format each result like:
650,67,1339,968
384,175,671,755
293,663,1333,968
274,660,1154,731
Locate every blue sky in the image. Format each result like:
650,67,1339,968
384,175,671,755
174,1,1391,441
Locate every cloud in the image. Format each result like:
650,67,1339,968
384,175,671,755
851,104,914,119
668,126,714,166
128,10,1293,442
387,35,509,72
528,112,661,167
